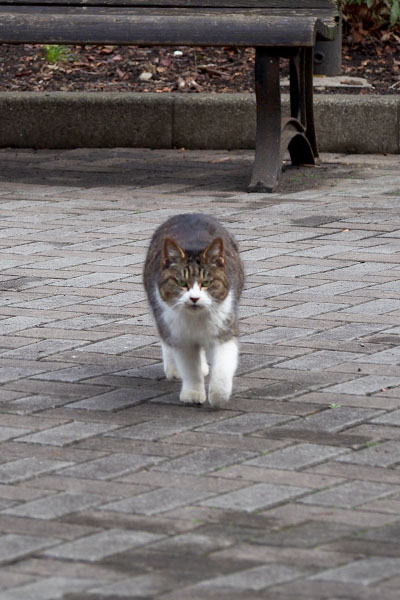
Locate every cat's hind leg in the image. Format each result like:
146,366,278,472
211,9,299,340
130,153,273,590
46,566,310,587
208,339,238,408
161,342,180,380
173,346,206,405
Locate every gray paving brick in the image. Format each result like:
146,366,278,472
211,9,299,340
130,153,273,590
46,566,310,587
325,375,400,395
372,409,400,426
75,333,158,354
2,492,106,520
299,481,400,508
201,483,308,512
336,440,400,467
106,414,218,441
253,520,354,548
264,265,334,277
246,443,348,470
66,387,164,411
357,346,400,365
1,339,88,359
0,316,49,334
282,406,382,433
275,350,363,371
18,421,118,446
54,272,125,287
31,364,117,382
102,487,212,516
0,457,73,483
304,322,386,342
242,283,304,299
154,448,255,475
6,394,71,413
88,573,173,598
11,294,89,309
242,327,316,344
270,302,349,318
196,563,305,591
60,452,164,479
0,426,30,442
0,577,98,600
312,557,400,585
344,298,400,315
0,534,59,565
195,412,295,435
44,528,164,561
0,365,57,383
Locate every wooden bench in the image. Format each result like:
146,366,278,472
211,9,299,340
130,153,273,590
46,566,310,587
0,0,341,192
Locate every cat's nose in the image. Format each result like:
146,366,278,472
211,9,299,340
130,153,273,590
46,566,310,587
190,296,200,304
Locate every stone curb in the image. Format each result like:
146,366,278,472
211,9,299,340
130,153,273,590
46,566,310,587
0,92,399,154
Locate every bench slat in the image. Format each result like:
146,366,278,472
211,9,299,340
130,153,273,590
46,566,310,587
0,10,337,45
0,0,340,8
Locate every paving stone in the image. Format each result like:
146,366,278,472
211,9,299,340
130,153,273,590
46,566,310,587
372,409,400,426
336,440,400,467
201,483,308,512
253,520,354,548
299,481,400,508
324,376,400,396
5,394,71,413
1,339,88,360
0,577,98,600
275,350,363,371
18,422,118,446
281,406,382,433
66,387,164,411
88,573,173,597
106,414,218,441
270,302,349,318
75,334,158,354
242,327,316,344
0,534,59,565
195,413,295,435
59,452,164,480
304,322,387,342
312,557,400,585
154,448,255,475
102,487,213,516
246,443,348,470
2,492,106,520
344,299,400,315
44,528,164,561
0,457,73,483
196,563,306,591
0,426,30,442
358,346,400,365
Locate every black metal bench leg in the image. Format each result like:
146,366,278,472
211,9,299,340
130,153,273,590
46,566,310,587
248,49,282,193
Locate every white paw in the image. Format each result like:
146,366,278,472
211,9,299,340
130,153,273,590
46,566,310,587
164,364,181,380
180,387,207,405
208,384,231,408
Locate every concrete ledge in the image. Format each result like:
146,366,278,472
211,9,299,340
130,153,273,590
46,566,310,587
0,92,398,154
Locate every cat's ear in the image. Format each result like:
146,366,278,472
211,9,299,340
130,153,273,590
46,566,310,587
202,237,225,267
162,237,186,268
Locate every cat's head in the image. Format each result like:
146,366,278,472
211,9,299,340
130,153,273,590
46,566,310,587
158,236,229,310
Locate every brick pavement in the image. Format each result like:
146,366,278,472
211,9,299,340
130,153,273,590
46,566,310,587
0,148,400,599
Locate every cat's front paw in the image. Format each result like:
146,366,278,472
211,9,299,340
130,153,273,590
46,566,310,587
208,384,231,408
164,364,181,380
180,387,206,405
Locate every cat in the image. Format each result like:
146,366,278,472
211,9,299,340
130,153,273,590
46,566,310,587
143,213,244,408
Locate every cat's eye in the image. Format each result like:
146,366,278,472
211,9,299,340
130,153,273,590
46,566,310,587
177,279,187,288
202,280,212,288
